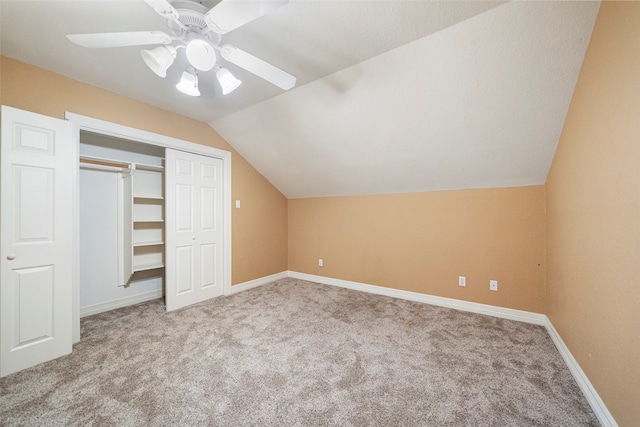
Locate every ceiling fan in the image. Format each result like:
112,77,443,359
66,0,296,96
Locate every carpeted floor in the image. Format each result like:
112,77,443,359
1,278,598,426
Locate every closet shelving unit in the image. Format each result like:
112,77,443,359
79,155,165,283
131,165,165,272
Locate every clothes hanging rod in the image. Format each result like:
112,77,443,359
79,163,124,173
79,157,131,169
79,155,164,171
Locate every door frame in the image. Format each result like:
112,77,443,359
66,112,232,343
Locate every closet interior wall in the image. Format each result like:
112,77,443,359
79,131,165,316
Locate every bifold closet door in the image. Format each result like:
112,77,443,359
165,149,223,311
0,106,73,377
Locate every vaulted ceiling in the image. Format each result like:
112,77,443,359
1,1,600,198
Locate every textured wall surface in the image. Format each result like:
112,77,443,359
289,186,546,313
545,2,640,425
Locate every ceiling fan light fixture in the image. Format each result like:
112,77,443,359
186,39,217,71
176,67,200,96
140,45,177,78
215,65,242,95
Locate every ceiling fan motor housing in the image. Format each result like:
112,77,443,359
168,1,209,33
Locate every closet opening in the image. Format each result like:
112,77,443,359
67,112,232,344
79,131,166,318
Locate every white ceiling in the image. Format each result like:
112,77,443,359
1,1,599,199
212,1,600,198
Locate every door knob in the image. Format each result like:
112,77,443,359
7,254,16,260
192,236,196,240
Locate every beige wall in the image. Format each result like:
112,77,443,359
0,56,288,285
545,2,640,425
289,186,546,313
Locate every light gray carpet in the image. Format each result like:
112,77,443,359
1,278,598,426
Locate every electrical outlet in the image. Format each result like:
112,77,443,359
490,280,498,291
318,259,323,267
458,276,466,287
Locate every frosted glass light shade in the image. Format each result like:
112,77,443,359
215,66,242,95
186,39,217,71
176,69,200,96
141,45,176,78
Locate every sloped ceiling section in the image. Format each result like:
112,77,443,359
0,0,504,122
212,1,600,199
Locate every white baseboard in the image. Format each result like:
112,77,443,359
229,271,289,294
80,290,163,318
287,271,546,325
544,318,618,426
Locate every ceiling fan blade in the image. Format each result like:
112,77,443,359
220,44,296,90
144,0,178,16
205,0,289,34
143,0,185,30
66,31,173,48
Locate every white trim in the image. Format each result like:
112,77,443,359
229,271,289,294
544,318,618,427
71,124,81,343
66,113,231,159
288,271,546,325
80,290,163,318
66,112,232,342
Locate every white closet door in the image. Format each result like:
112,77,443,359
165,149,223,311
0,106,73,377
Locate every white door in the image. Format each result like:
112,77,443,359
165,149,223,311
1,106,73,377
